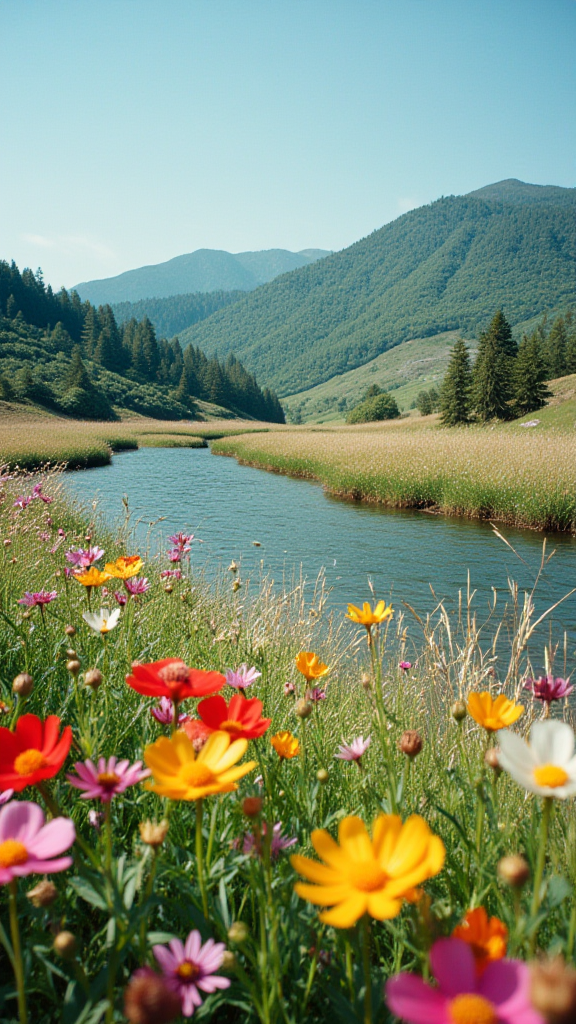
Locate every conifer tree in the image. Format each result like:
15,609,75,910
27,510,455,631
566,316,576,374
49,322,74,356
471,311,515,420
66,346,92,390
440,338,472,425
81,307,99,358
512,333,551,416
544,316,568,378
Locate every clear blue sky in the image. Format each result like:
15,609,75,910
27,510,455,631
1,0,574,289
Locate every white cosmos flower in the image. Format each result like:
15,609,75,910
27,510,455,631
498,720,576,799
82,607,121,634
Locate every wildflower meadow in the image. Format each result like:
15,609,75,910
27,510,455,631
0,468,575,1024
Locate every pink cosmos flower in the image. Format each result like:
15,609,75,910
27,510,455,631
168,533,194,549
65,546,105,568
399,661,412,671
18,589,57,607
66,756,151,803
225,665,261,690
385,938,543,1024
0,789,14,805
88,809,103,830
160,568,182,580
335,736,371,762
306,687,327,702
524,675,574,703
14,495,33,510
31,483,53,505
0,800,75,884
151,697,190,726
125,577,150,596
284,681,295,696
152,930,230,1017
167,548,185,563
58,528,66,538
241,822,297,859
114,591,128,606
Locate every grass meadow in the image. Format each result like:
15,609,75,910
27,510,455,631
0,468,575,1023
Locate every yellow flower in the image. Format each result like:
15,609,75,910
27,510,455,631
144,729,256,800
104,555,143,580
346,600,394,629
467,692,524,732
73,567,112,587
271,731,300,759
295,652,329,682
292,813,445,928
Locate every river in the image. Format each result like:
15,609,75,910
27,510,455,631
63,446,576,656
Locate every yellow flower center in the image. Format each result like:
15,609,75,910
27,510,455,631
449,994,497,1024
533,764,569,788
97,772,120,790
176,960,200,981
100,620,108,632
0,839,28,869
14,749,48,775
353,860,388,892
180,762,216,787
219,719,244,734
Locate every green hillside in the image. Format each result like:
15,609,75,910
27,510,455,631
177,180,576,396
111,290,245,338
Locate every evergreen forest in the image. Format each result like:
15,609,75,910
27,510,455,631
111,290,245,339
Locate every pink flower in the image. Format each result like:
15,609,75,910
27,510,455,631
65,546,104,568
385,938,544,1024
14,495,33,510
151,697,189,726
168,533,194,549
125,577,150,596
241,822,297,859
399,661,412,671
153,930,230,1017
58,528,66,538
524,675,573,703
88,809,103,830
225,665,261,690
306,687,327,702
0,800,75,884
32,483,53,504
38,531,50,542
67,756,151,803
160,569,182,580
335,736,371,762
18,589,57,607
114,590,128,606
168,548,184,563
284,681,295,696
0,789,14,805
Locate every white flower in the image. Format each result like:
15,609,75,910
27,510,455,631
498,720,576,799
82,607,121,634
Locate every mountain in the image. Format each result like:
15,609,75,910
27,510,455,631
73,248,332,305
111,290,246,339
176,181,576,396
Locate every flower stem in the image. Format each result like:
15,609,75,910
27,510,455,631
195,799,208,918
361,916,372,1024
530,796,553,953
9,881,27,1024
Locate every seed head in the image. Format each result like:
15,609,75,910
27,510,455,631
85,668,103,690
529,956,576,1024
13,672,33,696
485,747,502,775
64,624,76,636
139,820,169,848
361,672,372,691
221,951,237,972
53,931,77,959
399,730,423,757
124,968,182,1024
232,578,242,592
66,648,77,658
66,660,81,676
242,796,263,818
163,583,173,593
228,921,249,944
27,880,58,907
451,699,467,722
317,768,329,784
497,854,530,888
295,699,313,719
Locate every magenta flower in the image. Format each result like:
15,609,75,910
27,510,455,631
65,546,104,568
14,495,33,510
524,675,573,703
18,589,57,607
335,736,371,762
151,697,190,726
66,756,151,803
241,822,297,859
225,664,261,690
58,528,66,538
0,789,14,805
31,483,53,504
306,687,327,702
167,548,185,563
0,800,75,884
114,590,128,606
160,568,182,580
399,661,412,671
386,938,543,1024
168,532,194,549
125,577,150,596
153,930,230,1017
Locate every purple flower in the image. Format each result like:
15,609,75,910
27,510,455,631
160,568,182,580
167,548,183,563
125,577,150,596
306,687,327,702
153,930,230,1017
225,664,261,690
524,675,574,703
65,546,105,568
399,661,412,671
151,697,189,726
67,756,151,803
18,589,57,607
241,821,297,859
335,736,371,763
114,590,128,606
167,532,194,549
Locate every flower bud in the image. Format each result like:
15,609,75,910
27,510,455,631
21,609,31,619
317,768,329,784
3,538,11,547
139,820,169,848
399,730,423,758
66,659,81,676
485,747,502,775
529,956,576,1024
497,854,530,888
53,931,77,959
27,880,58,907
242,796,263,818
361,672,372,691
66,648,77,658
451,699,467,722
221,950,237,972
84,668,103,690
232,578,242,592
124,967,182,1024
164,583,173,593
295,699,313,719
64,624,76,636
228,921,249,944
13,672,33,697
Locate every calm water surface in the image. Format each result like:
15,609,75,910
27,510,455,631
64,447,576,651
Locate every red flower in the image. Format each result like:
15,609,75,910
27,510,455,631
126,658,224,704
197,694,271,740
0,714,73,792
181,718,212,751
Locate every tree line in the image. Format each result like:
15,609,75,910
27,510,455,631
438,309,576,426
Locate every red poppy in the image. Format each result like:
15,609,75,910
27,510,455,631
197,694,271,740
126,658,224,704
0,714,73,792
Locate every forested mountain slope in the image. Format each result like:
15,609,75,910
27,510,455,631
177,181,576,395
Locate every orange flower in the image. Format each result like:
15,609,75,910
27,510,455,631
73,567,111,588
271,731,300,759
467,692,524,732
104,556,143,580
295,652,329,683
452,907,508,973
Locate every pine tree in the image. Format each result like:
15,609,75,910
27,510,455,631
512,333,551,416
50,322,74,356
440,338,472,425
566,315,576,374
66,346,92,390
544,316,568,379
81,307,99,358
488,308,517,357
471,311,515,420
